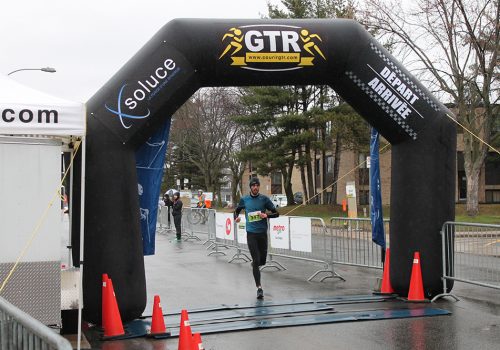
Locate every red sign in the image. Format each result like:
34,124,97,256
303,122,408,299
225,218,232,235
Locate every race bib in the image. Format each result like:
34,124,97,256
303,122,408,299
248,211,262,222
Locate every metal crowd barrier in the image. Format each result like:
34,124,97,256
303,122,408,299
266,216,345,282
182,208,216,242
434,222,500,301
209,212,239,258
180,212,392,282
205,214,345,282
329,217,389,270
0,296,72,350
157,205,173,234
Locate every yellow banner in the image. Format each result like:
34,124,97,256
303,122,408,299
245,52,300,63
230,53,316,67
231,57,246,66
299,57,314,66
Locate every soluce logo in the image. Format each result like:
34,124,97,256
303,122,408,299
219,25,326,71
105,58,179,129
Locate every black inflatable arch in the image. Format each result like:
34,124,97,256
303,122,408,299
74,19,456,324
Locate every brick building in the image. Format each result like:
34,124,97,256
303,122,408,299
242,135,499,205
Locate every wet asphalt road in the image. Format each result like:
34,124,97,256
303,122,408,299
83,229,500,350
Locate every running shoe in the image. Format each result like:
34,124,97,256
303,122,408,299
257,288,264,299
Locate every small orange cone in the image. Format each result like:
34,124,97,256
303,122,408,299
380,248,394,294
149,295,170,336
192,333,205,350
102,276,125,338
178,309,193,350
407,252,428,302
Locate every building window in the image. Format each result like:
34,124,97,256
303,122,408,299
358,153,367,168
326,155,333,173
358,168,369,186
271,171,282,194
359,190,369,205
326,120,332,135
485,190,500,203
485,153,500,185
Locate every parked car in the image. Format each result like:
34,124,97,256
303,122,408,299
271,194,288,208
293,192,303,204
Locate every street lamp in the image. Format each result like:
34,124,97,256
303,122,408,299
7,67,56,75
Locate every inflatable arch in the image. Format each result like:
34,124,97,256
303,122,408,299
73,19,456,323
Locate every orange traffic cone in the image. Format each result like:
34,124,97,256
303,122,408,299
407,252,428,302
192,333,205,350
102,276,125,338
178,309,193,350
379,248,394,294
149,295,170,336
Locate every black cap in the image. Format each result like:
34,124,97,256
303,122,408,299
249,177,260,187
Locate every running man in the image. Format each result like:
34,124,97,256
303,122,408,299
234,177,279,299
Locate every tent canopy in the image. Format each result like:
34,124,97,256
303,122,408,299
0,74,85,136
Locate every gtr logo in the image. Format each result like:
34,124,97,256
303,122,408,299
219,25,326,71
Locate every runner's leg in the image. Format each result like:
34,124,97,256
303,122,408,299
246,234,261,287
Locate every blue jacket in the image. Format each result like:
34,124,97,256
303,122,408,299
234,194,278,234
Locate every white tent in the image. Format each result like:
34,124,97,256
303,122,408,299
0,74,85,136
0,74,86,327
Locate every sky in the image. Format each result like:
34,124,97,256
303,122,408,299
0,0,275,102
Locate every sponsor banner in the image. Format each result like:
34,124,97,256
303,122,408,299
96,44,195,141
370,127,386,248
270,216,289,249
236,215,247,245
136,118,171,255
0,74,85,136
216,213,234,240
290,217,312,253
218,24,327,72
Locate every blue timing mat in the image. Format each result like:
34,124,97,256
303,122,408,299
93,295,450,341
155,294,395,316
136,307,450,338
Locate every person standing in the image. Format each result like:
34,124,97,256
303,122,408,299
196,189,206,208
234,177,279,299
163,192,173,229
172,192,183,241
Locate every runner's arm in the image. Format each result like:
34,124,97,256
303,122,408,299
233,198,245,220
265,197,279,219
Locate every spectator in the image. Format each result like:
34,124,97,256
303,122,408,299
172,192,183,241
196,189,206,208
163,192,173,229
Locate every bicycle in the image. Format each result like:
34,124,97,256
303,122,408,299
187,207,209,225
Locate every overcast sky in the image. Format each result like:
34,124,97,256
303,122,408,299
0,0,274,102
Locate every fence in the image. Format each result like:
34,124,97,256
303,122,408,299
0,296,72,350
156,205,173,234
172,210,500,299
157,206,215,243
434,221,500,301
265,216,344,281
329,217,389,269
177,212,388,281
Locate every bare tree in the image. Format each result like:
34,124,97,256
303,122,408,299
171,87,242,197
362,0,499,215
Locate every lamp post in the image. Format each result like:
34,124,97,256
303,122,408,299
7,67,56,75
